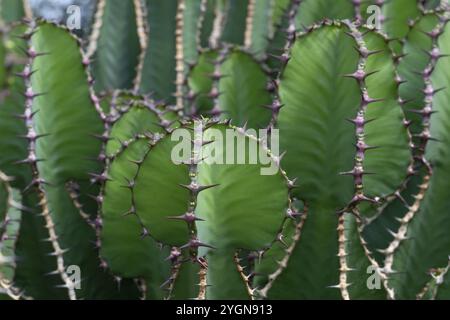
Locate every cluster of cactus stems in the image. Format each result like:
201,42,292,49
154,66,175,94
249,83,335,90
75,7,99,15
0,0,450,300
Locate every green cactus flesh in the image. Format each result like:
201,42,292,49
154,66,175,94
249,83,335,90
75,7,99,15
0,0,449,301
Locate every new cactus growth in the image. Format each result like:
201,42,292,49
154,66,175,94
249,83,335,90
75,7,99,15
1,0,450,300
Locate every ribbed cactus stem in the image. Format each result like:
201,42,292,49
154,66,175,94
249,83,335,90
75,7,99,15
92,100,169,270
267,0,301,129
1,167,14,274
234,252,255,300
175,0,186,111
380,17,450,283
243,131,303,298
86,0,106,60
340,21,381,211
207,46,229,117
134,0,148,52
0,277,29,300
412,16,449,171
356,220,394,299
162,247,182,299
0,172,22,292
382,174,431,279
209,0,226,49
129,136,161,239
196,0,208,52
336,214,351,300
285,0,301,49
269,0,300,70
109,134,149,162
333,20,392,299
107,90,121,117
0,171,14,230
258,207,307,299
134,0,148,90
66,181,97,231
0,284,21,299
0,0,448,301
388,47,417,206
19,22,77,300
244,0,256,48
177,121,216,259
163,120,219,296
92,104,153,267
142,97,177,133
362,23,433,227
416,258,450,299
196,257,208,300
133,0,149,92
84,62,113,269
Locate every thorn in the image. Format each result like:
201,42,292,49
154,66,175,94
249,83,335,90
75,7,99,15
14,109,39,120
18,131,50,142
45,269,60,276
398,97,415,106
90,133,111,143
205,71,228,81
276,233,288,248
394,191,408,207
178,182,219,195
160,277,174,289
15,68,37,79
362,93,385,105
350,193,379,205
23,178,49,193
207,87,222,99
180,237,215,250
167,212,204,223
354,141,379,152
346,117,376,126
88,172,110,184
129,159,143,166
424,86,445,96
273,151,286,167
339,168,375,176
165,247,182,263
423,47,450,60
22,88,46,100
423,28,444,39
140,227,150,238
16,29,36,40
356,47,384,58
286,208,301,219
87,194,103,205
262,100,284,113
406,108,437,116
268,53,290,65
190,138,214,147
14,154,43,165
120,177,135,190
413,132,440,142
47,248,69,256
287,178,298,189
395,75,407,86
344,70,379,82
122,206,136,217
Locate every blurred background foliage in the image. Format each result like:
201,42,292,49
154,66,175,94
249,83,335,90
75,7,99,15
29,0,96,36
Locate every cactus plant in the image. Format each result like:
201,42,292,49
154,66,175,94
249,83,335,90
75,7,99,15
1,0,450,300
